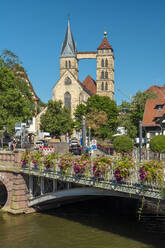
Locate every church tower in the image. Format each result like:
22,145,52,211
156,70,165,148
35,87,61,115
60,19,79,80
96,31,114,99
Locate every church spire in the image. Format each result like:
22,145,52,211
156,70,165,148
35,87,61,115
61,19,77,57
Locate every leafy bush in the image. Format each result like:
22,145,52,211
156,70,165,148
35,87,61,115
113,135,133,154
150,135,165,154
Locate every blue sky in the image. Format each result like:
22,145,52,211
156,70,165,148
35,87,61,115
1,0,165,105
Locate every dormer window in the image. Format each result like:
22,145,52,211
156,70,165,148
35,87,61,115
157,105,163,110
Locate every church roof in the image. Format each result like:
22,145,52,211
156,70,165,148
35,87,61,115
82,75,96,95
97,32,113,51
61,19,77,58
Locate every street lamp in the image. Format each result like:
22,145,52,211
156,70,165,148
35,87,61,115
82,116,86,154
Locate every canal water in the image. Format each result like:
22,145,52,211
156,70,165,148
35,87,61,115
0,197,165,248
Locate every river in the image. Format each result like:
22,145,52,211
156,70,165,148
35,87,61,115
0,197,165,248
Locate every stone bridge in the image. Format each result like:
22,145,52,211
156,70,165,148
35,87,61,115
0,151,165,214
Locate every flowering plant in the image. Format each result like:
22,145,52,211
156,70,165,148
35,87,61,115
58,153,73,174
20,152,29,166
92,157,111,178
43,153,55,169
114,156,135,182
31,152,43,168
73,155,91,175
139,160,164,184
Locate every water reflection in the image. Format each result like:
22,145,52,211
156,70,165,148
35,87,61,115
0,197,165,248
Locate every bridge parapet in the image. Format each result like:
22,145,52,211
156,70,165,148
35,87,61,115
0,150,23,165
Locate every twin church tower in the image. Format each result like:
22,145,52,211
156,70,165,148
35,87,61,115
53,20,114,115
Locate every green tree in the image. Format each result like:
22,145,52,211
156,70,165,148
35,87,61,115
0,64,34,133
118,91,156,138
113,135,134,154
150,135,165,158
74,95,118,139
40,100,74,137
74,103,86,130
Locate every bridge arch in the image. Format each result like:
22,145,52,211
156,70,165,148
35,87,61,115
0,172,14,210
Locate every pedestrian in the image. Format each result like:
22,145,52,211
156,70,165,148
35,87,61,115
13,139,16,150
10,141,14,151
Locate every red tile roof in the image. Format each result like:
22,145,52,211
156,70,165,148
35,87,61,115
146,85,165,99
82,75,96,95
142,99,165,127
97,37,113,50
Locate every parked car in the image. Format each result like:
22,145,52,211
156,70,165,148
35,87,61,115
69,143,82,155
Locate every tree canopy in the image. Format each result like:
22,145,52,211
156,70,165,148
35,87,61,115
0,50,37,134
118,91,156,138
0,63,34,133
40,100,74,137
74,95,118,139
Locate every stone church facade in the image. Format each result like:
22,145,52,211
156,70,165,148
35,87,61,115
53,20,114,116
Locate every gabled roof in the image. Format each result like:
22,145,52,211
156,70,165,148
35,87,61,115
146,85,165,99
142,99,165,127
53,70,93,97
82,75,96,95
61,19,77,58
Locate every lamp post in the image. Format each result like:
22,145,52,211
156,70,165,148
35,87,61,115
139,120,142,162
82,116,86,154
88,126,91,146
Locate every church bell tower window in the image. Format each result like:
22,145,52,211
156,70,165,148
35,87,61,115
101,71,104,79
105,58,108,67
105,82,108,90
105,71,108,79
101,59,104,67
101,82,104,91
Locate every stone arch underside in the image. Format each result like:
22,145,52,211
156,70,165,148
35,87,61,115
28,187,138,207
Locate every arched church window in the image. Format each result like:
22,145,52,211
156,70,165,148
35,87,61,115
105,58,108,67
105,82,108,90
69,60,71,68
101,82,104,91
65,77,72,85
65,61,68,68
105,71,108,79
64,92,71,109
101,71,104,79
101,59,104,67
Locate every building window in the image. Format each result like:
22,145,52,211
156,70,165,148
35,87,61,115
65,61,68,68
101,82,104,91
64,92,71,109
65,77,72,85
105,71,108,79
105,58,108,67
101,59,104,67
105,82,108,90
69,60,71,68
101,71,104,79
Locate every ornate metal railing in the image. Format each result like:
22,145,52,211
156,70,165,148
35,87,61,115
18,162,165,201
